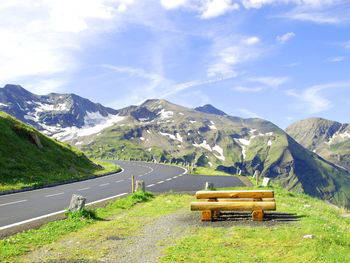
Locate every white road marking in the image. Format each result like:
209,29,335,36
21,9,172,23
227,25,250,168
87,193,127,206
115,180,124,183
0,193,128,231
99,183,110,187
0,166,125,198
146,184,155,187
0,199,27,207
77,187,90,191
166,178,172,181
173,176,178,179
157,181,164,184
45,192,64,197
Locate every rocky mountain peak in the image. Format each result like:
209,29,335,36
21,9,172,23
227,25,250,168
194,104,227,116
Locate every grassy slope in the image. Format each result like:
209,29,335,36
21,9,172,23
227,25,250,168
1,187,349,262
0,112,120,191
162,186,350,263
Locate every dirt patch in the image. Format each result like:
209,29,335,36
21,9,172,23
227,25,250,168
102,210,193,263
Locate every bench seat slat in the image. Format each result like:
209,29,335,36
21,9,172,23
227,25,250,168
191,201,276,211
204,198,275,202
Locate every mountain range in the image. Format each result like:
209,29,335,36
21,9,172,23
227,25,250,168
1,84,350,208
286,118,350,171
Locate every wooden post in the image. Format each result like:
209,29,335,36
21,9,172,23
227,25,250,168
254,170,260,186
205,182,214,190
252,208,264,221
201,211,213,221
131,175,135,193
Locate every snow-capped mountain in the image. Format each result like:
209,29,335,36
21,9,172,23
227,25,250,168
1,84,350,208
0,84,123,141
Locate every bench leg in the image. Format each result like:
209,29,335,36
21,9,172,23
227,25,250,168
201,210,213,221
252,208,264,221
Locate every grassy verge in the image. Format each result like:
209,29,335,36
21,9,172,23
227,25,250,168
161,185,350,263
189,167,235,176
93,160,121,175
0,191,155,262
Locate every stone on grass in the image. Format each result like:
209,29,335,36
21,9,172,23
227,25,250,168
135,180,145,192
262,177,271,187
303,234,315,239
205,182,214,190
68,194,86,212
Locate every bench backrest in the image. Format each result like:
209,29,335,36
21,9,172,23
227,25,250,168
195,190,274,199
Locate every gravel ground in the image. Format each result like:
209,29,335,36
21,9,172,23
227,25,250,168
18,210,297,263
101,211,297,263
102,210,194,263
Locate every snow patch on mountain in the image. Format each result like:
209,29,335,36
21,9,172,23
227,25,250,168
160,131,183,143
50,113,125,141
326,131,350,145
234,131,274,159
209,121,217,130
158,109,173,120
193,140,212,152
213,145,225,161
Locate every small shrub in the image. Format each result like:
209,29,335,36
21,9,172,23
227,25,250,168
65,209,98,220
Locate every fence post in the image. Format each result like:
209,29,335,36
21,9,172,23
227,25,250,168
131,175,135,193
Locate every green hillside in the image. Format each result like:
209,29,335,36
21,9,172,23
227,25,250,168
0,112,117,191
71,100,350,209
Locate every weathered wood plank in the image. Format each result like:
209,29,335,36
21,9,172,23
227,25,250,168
191,201,276,211
195,190,274,199
203,198,275,202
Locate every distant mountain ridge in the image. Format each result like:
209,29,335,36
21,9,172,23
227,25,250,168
194,104,227,116
0,84,119,141
1,85,350,208
286,117,350,171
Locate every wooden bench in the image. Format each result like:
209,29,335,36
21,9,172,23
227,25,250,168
190,190,276,221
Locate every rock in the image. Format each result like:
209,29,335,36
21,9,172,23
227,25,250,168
262,177,271,187
303,234,315,239
68,194,86,212
30,132,43,148
205,182,214,190
135,180,145,192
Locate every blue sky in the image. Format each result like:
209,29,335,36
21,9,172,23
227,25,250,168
0,0,350,128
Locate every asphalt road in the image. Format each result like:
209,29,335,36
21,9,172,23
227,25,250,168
0,160,245,230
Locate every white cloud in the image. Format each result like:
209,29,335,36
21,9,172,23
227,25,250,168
0,0,135,89
242,0,338,9
233,86,263,92
283,10,342,24
276,32,296,43
201,0,240,19
159,0,239,19
243,36,260,45
237,108,261,118
285,81,350,113
207,37,265,78
328,56,346,62
160,0,188,9
249,76,289,87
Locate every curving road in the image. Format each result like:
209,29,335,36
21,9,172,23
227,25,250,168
0,161,245,231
